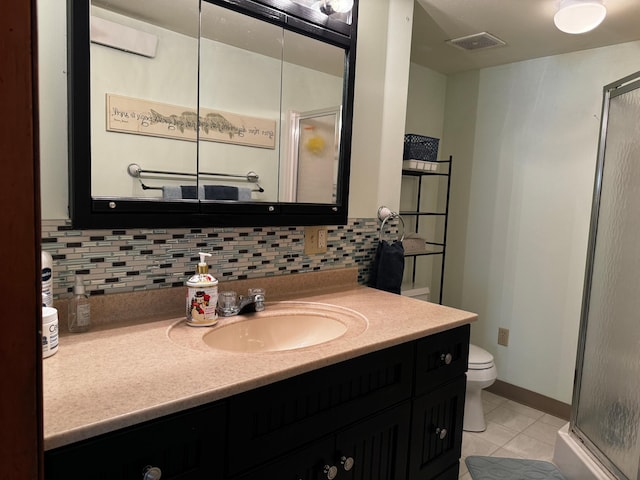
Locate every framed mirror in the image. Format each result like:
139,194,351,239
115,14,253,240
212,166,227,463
68,0,358,228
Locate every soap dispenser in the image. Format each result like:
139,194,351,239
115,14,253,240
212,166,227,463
186,252,219,327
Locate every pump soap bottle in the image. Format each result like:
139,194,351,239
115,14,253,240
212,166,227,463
68,275,91,333
186,252,219,327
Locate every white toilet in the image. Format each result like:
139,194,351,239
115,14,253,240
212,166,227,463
464,344,497,432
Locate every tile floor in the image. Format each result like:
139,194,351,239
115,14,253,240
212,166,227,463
458,391,568,479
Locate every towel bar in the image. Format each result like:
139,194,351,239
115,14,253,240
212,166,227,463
127,163,264,193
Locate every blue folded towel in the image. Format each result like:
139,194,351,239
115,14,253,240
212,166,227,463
181,185,198,199
162,184,248,200
161,185,201,200
204,185,239,200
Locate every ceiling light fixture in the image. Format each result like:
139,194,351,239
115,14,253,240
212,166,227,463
554,0,607,34
319,0,354,15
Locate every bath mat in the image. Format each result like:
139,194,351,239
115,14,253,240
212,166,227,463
466,456,567,479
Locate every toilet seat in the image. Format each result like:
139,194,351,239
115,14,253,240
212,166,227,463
468,344,494,370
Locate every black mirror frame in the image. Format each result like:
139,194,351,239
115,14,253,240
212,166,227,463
67,0,358,228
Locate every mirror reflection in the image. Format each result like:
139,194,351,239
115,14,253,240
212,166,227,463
90,0,200,200
89,0,346,205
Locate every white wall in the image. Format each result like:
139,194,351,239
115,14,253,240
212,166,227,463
401,63,448,293
349,0,414,218
38,0,68,219
405,63,447,138
441,70,480,308
444,41,640,403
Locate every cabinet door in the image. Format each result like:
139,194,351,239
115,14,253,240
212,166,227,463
232,437,335,480
336,403,411,480
408,376,466,480
235,403,411,480
45,403,226,480
228,343,413,476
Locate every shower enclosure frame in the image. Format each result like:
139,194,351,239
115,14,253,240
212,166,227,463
570,69,640,480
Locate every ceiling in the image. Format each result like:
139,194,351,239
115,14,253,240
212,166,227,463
412,0,640,75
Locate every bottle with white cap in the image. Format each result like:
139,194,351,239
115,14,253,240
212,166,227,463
68,275,91,333
41,250,53,307
185,252,219,327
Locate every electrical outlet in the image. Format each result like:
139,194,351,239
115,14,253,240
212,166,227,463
498,327,510,347
317,228,327,250
304,226,328,254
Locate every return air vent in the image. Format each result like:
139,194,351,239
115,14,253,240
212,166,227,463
446,32,506,51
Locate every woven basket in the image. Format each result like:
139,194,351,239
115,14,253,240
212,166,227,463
403,134,439,162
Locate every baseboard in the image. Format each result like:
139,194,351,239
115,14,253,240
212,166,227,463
486,379,571,421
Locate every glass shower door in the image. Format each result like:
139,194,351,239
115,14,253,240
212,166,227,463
571,71,640,480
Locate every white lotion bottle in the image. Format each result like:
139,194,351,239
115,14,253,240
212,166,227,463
41,251,53,307
68,275,91,333
186,252,219,327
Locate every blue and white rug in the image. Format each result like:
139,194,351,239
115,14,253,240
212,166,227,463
465,456,567,479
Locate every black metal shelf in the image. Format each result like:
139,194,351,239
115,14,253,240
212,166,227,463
401,155,452,304
399,211,446,216
401,170,450,177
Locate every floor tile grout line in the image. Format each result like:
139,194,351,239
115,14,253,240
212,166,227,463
460,391,563,479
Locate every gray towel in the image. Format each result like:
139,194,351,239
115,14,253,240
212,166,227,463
238,187,252,201
162,185,182,200
162,185,202,200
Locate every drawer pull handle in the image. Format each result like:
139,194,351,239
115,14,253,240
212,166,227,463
323,464,338,479
435,427,448,440
142,465,162,480
440,353,453,365
341,456,355,471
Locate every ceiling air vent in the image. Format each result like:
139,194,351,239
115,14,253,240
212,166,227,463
446,32,506,51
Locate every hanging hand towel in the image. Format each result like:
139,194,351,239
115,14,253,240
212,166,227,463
238,187,252,201
181,185,198,199
162,185,202,199
204,185,239,200
369,240,404,294
162,185,182,200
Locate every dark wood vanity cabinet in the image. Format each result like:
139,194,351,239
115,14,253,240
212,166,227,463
226,323,469,480
44,325,469,480
234,403,412,480
44,402,227,480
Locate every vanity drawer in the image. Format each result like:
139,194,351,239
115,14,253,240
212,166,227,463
414,324,469,396
45,402,226,480
226,342,414,476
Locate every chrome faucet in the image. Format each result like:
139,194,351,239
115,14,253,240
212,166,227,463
237,292,265,314
217,289,265,317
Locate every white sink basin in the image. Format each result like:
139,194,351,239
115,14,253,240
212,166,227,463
170,301,368,353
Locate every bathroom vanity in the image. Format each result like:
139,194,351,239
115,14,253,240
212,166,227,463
43,285,474,480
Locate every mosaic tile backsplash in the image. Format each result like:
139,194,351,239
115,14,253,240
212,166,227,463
42,218,399,299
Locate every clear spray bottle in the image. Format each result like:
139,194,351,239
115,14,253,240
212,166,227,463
68,275,91,333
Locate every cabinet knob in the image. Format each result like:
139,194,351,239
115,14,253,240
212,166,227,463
142,466,162,480
341,456,355,471
323,464,338,479
435,427,448,440
440,352,453,365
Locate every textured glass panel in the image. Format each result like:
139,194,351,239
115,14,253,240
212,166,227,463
576,85,640,480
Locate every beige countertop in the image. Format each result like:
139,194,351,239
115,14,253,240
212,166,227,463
43,284,476,451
